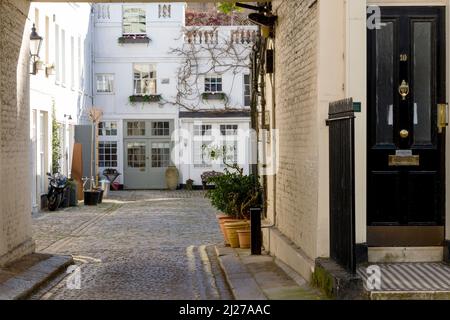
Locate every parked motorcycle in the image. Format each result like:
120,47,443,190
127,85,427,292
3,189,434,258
46,172,68,211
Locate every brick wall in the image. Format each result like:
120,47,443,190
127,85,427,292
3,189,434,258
271,0,319,260
0,0,34,266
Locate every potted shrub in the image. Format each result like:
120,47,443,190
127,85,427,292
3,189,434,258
66,179,78,207
207,162,262,247
185,179,194,190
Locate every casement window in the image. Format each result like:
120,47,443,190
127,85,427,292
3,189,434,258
133,64,157,95
98,121,118,136
55,24,60,82
127,142,146,168
44,16,49,64
123,6,146,35
70,37,75,89
96,74,114,93
193,125,212,168
151,121,170,136
244,74,251,107
151,142,170,168
99,141,118,167
194,124,212,137
221,125,238,164
61,29,66,85
220,124,238,136
205,76,223,93
78,37,82,89
127,121,146,136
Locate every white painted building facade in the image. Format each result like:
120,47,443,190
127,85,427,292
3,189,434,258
29,3,93,211
93,3,256,189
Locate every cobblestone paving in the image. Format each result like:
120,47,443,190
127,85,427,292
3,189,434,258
30,191,232,300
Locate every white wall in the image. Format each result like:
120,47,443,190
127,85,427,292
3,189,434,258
29,3,93,210
93,3,254,186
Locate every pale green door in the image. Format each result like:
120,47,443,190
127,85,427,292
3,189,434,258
123,120,174,189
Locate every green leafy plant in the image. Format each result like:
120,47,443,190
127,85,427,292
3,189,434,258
66,178,78,190
201,92,227,102
217,2,243,15
51,103,61,174
129,94,162,103
185,179,194,191
206,168,262,219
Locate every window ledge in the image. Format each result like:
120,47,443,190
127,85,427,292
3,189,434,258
129,94,162,103
118,35,151,44
202,92,227,101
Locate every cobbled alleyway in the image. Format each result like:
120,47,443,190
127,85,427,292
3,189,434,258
30,191,233,300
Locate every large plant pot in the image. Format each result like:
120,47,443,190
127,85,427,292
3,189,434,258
165,166,179,191
97,189,104,204
69,188,78,206
59,188,70,208
237,229,251,249
84,191,99,206
217,216,239,245
224,221,250,248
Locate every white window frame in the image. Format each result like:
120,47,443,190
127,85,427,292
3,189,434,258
220,124,239,165
133,64,157,95
243,74,251,107
98,141,118,168
193,124,213,168
70,36,75,90
61,29,66,86
96,74,115,94
98,121,118,136
122,6,147,35
205,75,223,93
55,24,60,84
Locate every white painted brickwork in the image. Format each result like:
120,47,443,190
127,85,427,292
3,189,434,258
0,0,34,266
271,0,319,260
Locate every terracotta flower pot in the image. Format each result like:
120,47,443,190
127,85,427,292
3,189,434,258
219,217,239,244
224,221,250,248
237,229,251,249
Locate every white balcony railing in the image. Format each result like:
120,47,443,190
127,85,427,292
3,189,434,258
184,27,258,45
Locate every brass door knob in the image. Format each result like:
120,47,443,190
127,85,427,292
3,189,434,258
400,129,409,139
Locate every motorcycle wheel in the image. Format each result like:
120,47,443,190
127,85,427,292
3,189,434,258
48,193,62,211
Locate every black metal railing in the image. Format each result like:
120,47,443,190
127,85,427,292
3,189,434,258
325,98,356,274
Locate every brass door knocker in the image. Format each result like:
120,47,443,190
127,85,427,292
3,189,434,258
398,80,410,100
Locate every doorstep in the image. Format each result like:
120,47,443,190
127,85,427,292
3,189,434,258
0,253,73,300
358,262,450,300
215,245,326,300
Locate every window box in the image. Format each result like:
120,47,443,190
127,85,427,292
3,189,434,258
129,94,162,103
118,35,151,44
202,92,227,101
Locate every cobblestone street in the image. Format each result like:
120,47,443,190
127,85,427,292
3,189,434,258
30,191,232,300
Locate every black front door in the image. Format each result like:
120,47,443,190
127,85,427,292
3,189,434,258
367,7,446,246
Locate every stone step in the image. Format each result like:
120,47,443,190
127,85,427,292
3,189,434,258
0,254,73,300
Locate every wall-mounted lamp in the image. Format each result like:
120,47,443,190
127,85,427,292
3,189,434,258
248,12,277,39
29,24,43,75
248,13,277,28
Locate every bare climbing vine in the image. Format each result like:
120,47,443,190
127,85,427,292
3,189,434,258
163,27,256,111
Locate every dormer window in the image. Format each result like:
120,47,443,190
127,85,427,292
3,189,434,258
122,6,146,35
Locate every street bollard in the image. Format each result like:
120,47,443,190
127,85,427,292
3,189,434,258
250,207,262,255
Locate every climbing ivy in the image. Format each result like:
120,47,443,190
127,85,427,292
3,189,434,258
51,104,61,174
